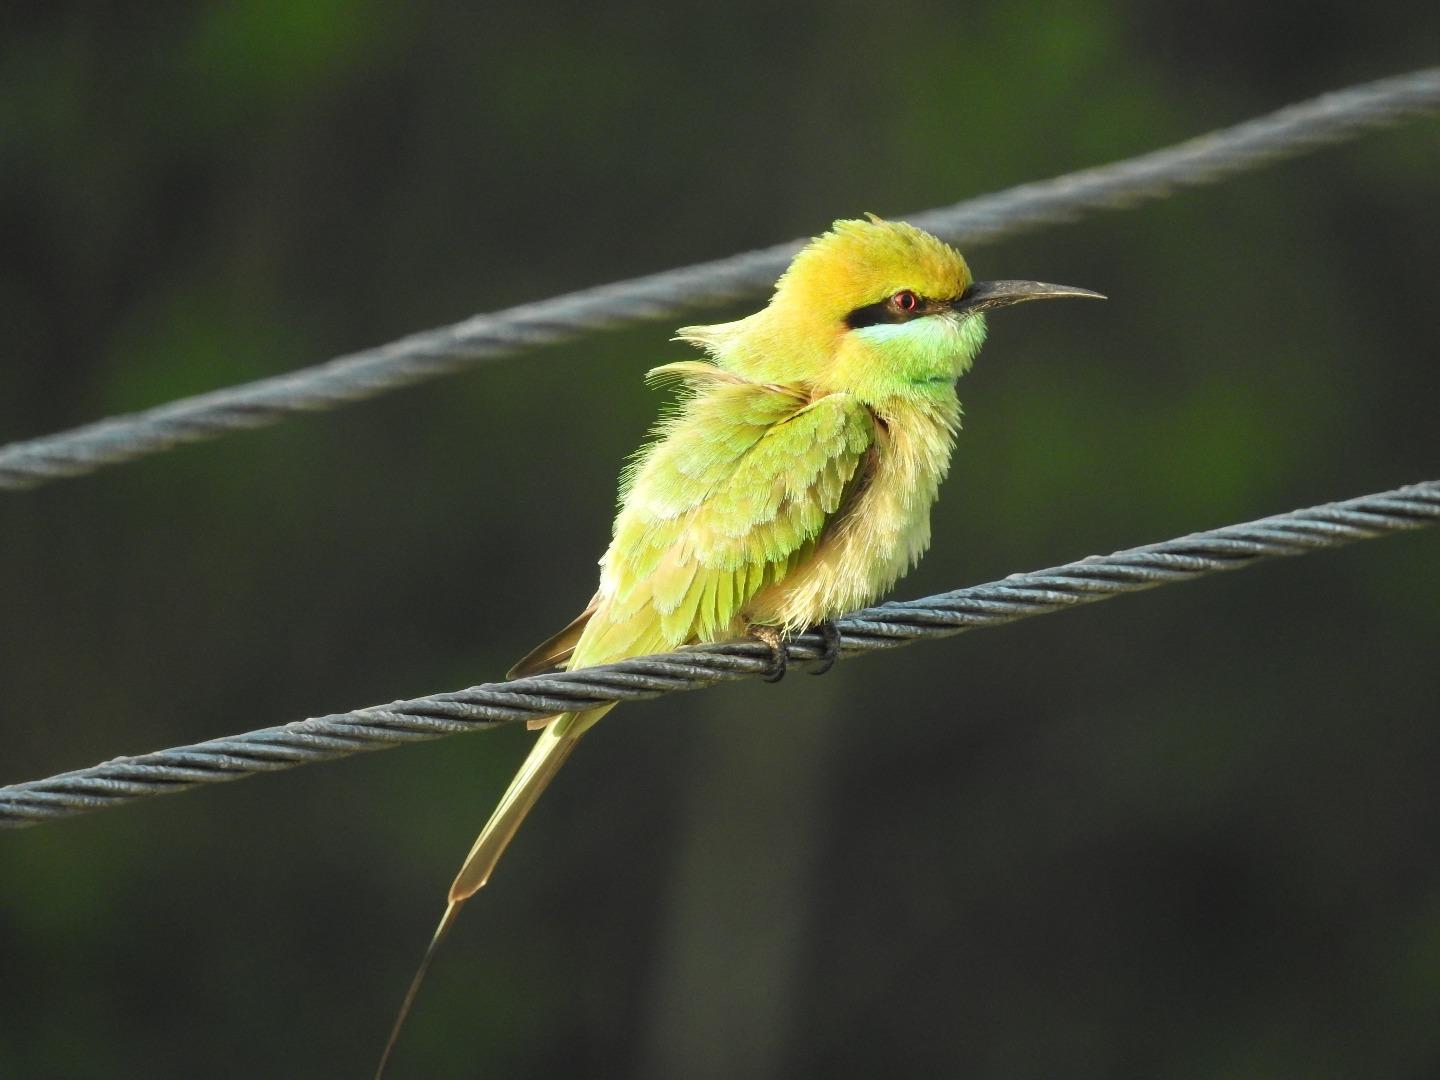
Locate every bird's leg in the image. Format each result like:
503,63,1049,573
747,623,789,683
809,621,842,676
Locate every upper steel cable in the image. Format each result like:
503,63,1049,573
0,68,1436,492
2,478,1435,828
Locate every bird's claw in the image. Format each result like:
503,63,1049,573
748,622,841,681
748,624,789,683
809,621,842,676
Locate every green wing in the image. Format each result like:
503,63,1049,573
570,372,875,666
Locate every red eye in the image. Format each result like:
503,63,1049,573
893,290,919,312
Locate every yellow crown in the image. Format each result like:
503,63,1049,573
774,215,973,321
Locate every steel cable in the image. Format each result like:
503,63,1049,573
3,478,1435,828
1,68,1436,492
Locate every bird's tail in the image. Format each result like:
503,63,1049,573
375,706,610,1079
449,707,604,901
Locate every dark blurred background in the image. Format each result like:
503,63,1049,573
3,4,1438,1078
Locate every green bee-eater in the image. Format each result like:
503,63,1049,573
379,216,1102,1072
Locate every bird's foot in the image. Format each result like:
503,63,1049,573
809,621,842,676
747,624,789,683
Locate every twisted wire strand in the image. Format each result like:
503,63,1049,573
3,478,1435,829
2,68,1437,492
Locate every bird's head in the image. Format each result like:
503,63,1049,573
677,216,1101,398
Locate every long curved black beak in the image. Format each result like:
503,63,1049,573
952,280,1106,315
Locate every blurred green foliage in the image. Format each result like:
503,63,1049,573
2,3,1438,1078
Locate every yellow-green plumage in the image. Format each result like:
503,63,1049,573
378,216,1102,1075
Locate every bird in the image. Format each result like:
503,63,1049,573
377,215,1102,1074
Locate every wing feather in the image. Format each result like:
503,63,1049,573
507,593,600,678
567,378,875,668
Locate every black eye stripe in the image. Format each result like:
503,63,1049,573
844,297,907,329
844,294,953,329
